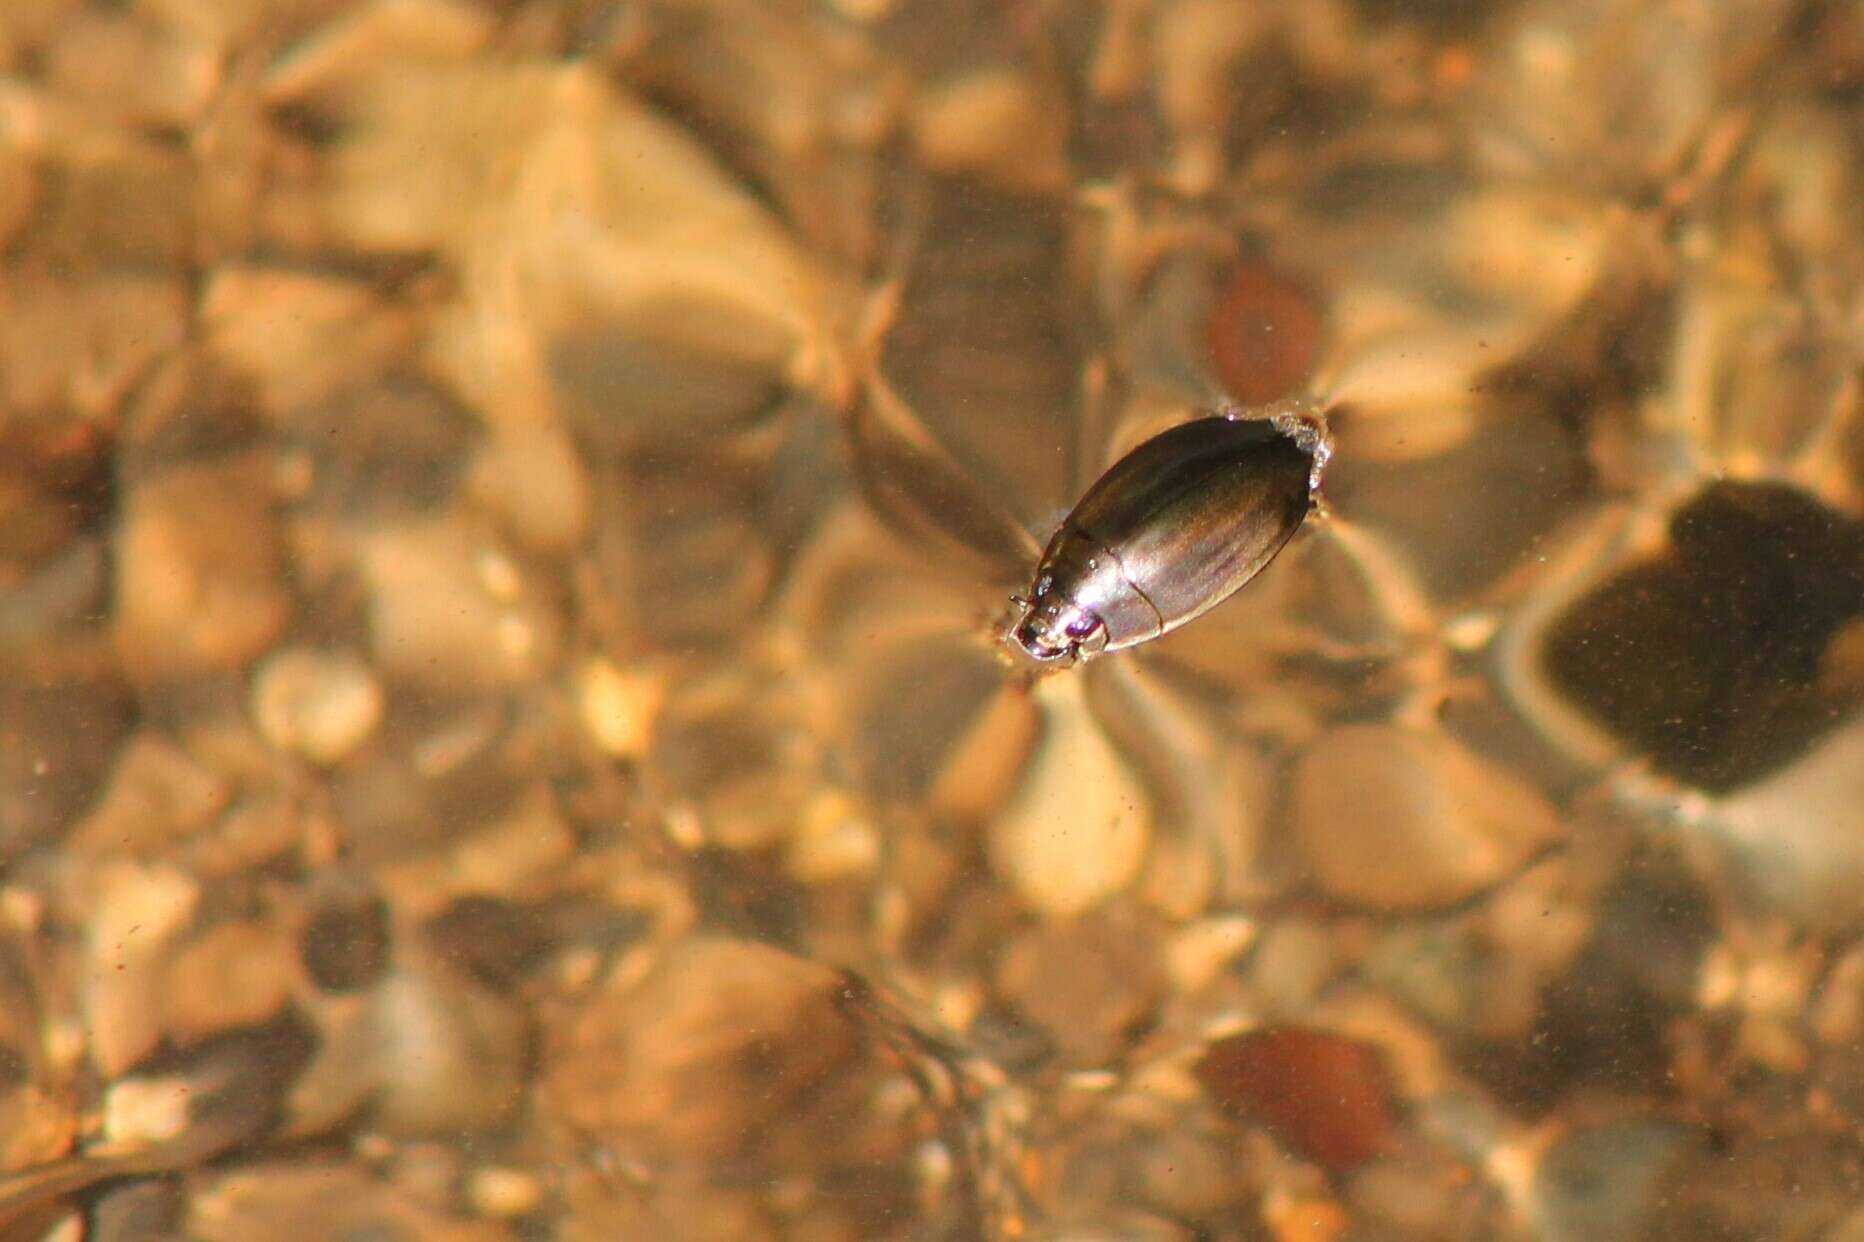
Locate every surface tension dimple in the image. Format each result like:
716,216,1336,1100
1007,404,1331,665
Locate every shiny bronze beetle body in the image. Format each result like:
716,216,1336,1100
1009,406,1331,664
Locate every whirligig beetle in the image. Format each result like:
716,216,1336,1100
1009,403,1331,664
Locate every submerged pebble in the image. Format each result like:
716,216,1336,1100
989,675,1153,918
113,456,292,682
1196,1026,1400,1174
1291,724,1563,911
360,517,560,693
359,954,531,1137
251,648,384,766
162,920,295,1042
544,937,858,1161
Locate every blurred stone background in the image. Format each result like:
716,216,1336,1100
0,1,1861,1239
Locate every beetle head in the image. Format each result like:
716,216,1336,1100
1008,578,1108,664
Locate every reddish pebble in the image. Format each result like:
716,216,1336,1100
1195,1026,1398,1173
1204,261,1322,404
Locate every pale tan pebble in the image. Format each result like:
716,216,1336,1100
281,994,378,1137
0,885,43,933
1138,818,1218,921
66,731,229,857
1154,0,1269,194
113,455,292,683
251,648,385,766
321,58,847,427
162,920,295,1043
553,944,601,993
475,548,520,601
199,264,415,415
988,674,1152,918
188,1160,511,1242
544,937,854,1160
29,1213,81,1242
1441,186,1610,318
0,1081,79,1175
1809,945,1864,1045
135,0,298,54
910,68,1070,194
361,516,561,693
43,7,219,130
43,1018,86,1079
466,422,591,552
825,0,895,18
784,788,881,884
1290,723,1563,911
1733,1014,1808,1076
913,1138,954,1199
0,73,52,147
643,682,822,852
1315,330,1495,454
1165,916,1259,994
0,270,189,420
1471,0,1716,186
361,955,530,1137
101,1073,193,1147
1249,918,1341,1015
1,678,134,856
80,860,200,1077
386,1142,464,1215
1138,1126,1248,1223
262,0,496,106
1740,106,1856,259
34,130,198,268
1346,1146,1480,1241
444,783,576,896
574,657,664,760
180,796,304,878
1698,935,1821,1021
171,680,289,792
466,1165,544,1219
1482,857,1590,977
1706,718,1864,927
1695,942,1741,1010
0,145,37,251
1089,0,1152,99
920,671,1039,826
995,913,1165,1064
407,700,505,779
1821,618,1864,702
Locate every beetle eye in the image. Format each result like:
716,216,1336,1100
1065,613,1102,639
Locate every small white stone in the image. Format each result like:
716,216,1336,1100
251,648,385,766
785,789,881,883
102,1074,192,1147
467,1166,544,1219
575,658,664,759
